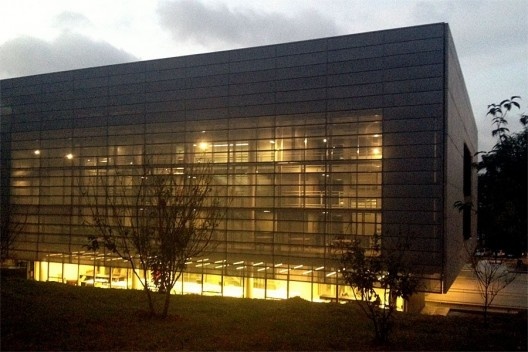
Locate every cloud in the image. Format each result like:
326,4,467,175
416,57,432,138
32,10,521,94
157,0,340,49
0,32,137,79
412,0,527,64
410,0,528,151
53,11,93,31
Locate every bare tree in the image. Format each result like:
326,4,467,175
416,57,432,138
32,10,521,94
464,243,517,326
81,157,223,318
1,204,27,263
335,232,420,344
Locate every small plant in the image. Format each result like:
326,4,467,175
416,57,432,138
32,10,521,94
336,231,420,344
81,156,224,318
464,243,517,326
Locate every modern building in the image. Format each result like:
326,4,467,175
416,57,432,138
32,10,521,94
0,23,477,309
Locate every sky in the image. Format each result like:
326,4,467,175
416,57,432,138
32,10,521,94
0,0,526,151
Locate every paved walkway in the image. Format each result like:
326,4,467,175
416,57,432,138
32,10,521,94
423,265,527,315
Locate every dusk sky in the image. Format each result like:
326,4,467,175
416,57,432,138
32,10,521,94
0,0,526,151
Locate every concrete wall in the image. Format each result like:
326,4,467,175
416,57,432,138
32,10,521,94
443,27,478,292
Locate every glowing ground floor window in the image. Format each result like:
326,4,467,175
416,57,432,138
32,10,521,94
33,257,403,310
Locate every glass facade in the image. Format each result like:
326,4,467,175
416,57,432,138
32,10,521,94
1,23,478,301
10,110,382,301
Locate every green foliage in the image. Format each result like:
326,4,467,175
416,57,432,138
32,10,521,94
487,96,520,141
478,97,527,255
337,233,420,344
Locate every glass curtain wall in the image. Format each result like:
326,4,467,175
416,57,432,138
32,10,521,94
11,110,382,301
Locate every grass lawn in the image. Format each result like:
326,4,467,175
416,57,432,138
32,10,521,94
1,277,526,351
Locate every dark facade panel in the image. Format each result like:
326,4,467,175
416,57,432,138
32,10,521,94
383,157,438,172
187,74,229,88
185,107,229,121
10,121,40,132
145,67,186,82
36,101,73,112
109,94,144,106
230,92,275,106
229,58,275,73
229,81,276,95
229,69,277,84
229,45,276,61
145,79,186,92
145,90,181,103
74,96,109,109
383,131,437,146
4,83,42,96
382,23,444,42
106,61,146,76
145,100,185,113
42,110,73,121
187,50,231,66
275,76,326,91
109,103,144,115
328,45,385,62
384,90,444,106
383,64,444,81
383,184,442,198
276,64,327,80
43,118,73,130
383,50,444,69
275,100,327,115
327,83,383,99
327,31,384,50
73,87,107,99
108,72,145,86
383,117,440,133
146,111,186,124
144,56,189,72
10,112,40,123
383,77,443,94
186,96,229,110
382,210,437,225
383,104,443,120
383,197,439,212
107,114,143,126
276,88,327,103
108,83,145,96
188,63,230,77
327,71,384,87
327,57,384,74
184,86,228,100
73,65,112,80
275,38,327,56
383,37,444,55
327,95,384,111
383,144,436,159
42,80,74,94
275,51,327,68
383,171,437,185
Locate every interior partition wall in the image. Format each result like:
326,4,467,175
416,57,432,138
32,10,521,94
0,23,477,300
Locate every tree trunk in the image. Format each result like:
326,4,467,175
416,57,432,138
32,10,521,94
483,292,489,327
144,287,156,316
162,289,171,318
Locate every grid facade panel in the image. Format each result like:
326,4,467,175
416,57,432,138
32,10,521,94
1,23,477,299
